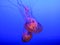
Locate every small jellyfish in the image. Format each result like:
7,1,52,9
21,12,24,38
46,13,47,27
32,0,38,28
22,31,32,42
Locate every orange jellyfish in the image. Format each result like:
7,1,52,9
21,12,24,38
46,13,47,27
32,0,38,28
24,18,43,33
8,0,43,42
21,1,43,33
22,31,32,42
16,0,43,41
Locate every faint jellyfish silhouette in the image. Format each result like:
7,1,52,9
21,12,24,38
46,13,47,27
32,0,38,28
22,31,32,42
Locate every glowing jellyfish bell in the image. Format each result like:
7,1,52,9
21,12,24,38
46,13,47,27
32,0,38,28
24,18,43,33
22,31,32,42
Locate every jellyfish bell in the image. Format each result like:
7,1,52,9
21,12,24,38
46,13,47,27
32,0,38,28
22,31,32,42
34,22,43,33
24,19,43,33
26,18,37,28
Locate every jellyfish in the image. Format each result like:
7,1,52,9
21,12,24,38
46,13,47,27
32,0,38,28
7,0,43,42
22,31,32,42
24,18,43,33
16,0,43,33
18,0,43,42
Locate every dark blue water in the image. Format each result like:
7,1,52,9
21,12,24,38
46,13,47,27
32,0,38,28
0,0,60,45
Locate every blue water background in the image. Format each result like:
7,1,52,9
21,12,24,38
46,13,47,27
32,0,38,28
0,0,60,45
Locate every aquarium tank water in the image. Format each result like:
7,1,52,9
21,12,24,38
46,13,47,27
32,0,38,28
0,0,60,45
